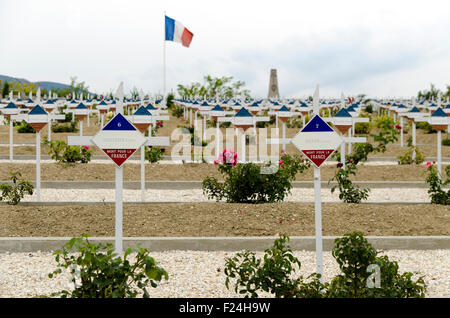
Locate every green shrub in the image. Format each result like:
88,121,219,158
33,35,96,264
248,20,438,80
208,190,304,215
145,146,165,163
442,138,450,146
224,232,427,298
221,121,231,128
373,115,396,130
354,122,370,134
16,120,35,133
416,122,437,134
330,165,370,203
203,151,310,203
423,163,450,205
365,104,373,113
320,108,331,117
224,234,325,298
286,117,303,129
52,121,78,133
207,119,231,128
330,121,400,204
48,235,168,298
42,137,92,164
166,93,174,109
328,232,426,298
370,118,400,153
397,146,425,165
171,105,184,118
353,113,371,135
330,143,373,203
0,171,34,205
56,112,74,123
256,115,275,128
2,116,12,126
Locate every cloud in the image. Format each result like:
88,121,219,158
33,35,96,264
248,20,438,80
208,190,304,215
229,27,433,97
2,0,450,98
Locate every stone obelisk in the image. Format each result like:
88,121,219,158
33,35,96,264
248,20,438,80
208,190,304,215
268,69,280,100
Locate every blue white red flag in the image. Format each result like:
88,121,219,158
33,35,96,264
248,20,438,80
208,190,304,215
165,15,194,47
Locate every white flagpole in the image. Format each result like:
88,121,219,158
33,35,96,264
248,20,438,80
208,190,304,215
163,11,166,97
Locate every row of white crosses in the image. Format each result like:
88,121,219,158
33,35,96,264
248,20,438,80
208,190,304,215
209,105,235,156
375,96,449,175
1,88,66,154
64,93,100,132
329,108,368,169
125,105,169,201
217,107,270,163
268,106,303,152
266,88,367,168
176,99,271,162
408,106,449,175
10,104,65,201
0,89,48,163
64,92,167,132
335,94,367,162
176,96,356,163
1,102,22,162
379,97,450,173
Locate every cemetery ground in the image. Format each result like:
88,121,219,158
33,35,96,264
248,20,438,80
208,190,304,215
1,203,449,237
0,112,449,298
0,111,449,238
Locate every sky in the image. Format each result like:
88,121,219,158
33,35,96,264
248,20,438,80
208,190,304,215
1,0,450,99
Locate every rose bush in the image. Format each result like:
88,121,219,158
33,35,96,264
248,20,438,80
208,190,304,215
423,161,450,205
203,151,310,203
225,232,426,298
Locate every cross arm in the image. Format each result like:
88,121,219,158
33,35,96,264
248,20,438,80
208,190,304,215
266,138,292,145
152,115,170,121
351,118,369,123
342,136,367,143
144,137,170,146
49,114,66,120
217,117,234,122
68,136,94,146
10,114,28,121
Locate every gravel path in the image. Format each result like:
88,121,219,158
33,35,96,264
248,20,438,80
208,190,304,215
0,159,424,165
0,250,448,298
21,188,432,203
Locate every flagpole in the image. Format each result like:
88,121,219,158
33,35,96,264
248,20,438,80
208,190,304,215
163,11,166,97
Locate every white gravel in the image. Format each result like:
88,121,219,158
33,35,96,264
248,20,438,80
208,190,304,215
21,188,431,203
1,159,446,166
0,249,448,298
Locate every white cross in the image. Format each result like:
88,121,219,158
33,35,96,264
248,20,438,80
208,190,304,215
67,83,170,255
218,112,270,163
10,111,65,201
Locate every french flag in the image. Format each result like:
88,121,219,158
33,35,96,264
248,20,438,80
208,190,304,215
165,15,194,48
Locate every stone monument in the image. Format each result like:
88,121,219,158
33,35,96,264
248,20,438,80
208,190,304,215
268,69,280,100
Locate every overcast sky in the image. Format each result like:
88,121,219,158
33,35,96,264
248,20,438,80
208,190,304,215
1,0,449,99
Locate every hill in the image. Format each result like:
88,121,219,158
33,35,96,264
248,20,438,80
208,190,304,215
0,74,73,91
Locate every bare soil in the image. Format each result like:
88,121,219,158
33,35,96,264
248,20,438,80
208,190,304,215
1,203,448,237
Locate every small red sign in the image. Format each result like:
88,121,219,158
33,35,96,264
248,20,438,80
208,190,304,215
302,149,335,168
103,149,136,167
